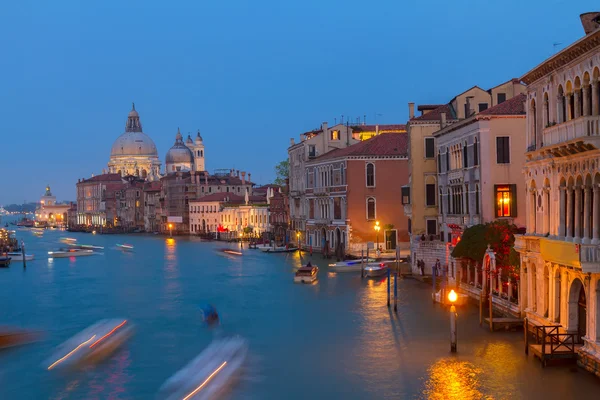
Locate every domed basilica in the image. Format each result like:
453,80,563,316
108,104,205,180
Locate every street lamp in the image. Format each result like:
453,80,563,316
296,231,300,251
448,289,458,352
374,221,381,250
168,223,173,238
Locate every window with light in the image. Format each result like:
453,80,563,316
495,185,516,217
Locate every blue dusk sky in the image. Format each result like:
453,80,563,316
0,0,597,204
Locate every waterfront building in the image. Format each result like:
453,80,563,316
76,173,124,226
288,122,406,250
435,93,528,244
268,185,289,244
35,185,70,227
116,176,146,231
143,181,162,233
304,132,409,255
188,191,269,238
514,13,600,375
403,79,526,274
108,104,162,180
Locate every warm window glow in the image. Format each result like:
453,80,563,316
496,186,511,217
331,130,340,140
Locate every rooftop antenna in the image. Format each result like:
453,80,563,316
334,117,337,125
375,113,383,124
364,114,367,125
553,42,562,54
341,115,344,124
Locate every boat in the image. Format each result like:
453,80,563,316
0,327,39,350
32,230,43,237
16,218,34,228
0,257,11,268
159,336,248,400
328,258,375,272
48,248,94,258
219,248,242,256
116,244,134,251
45,319,133,371
59,237,77,244
294,265,318,283
261,245,298,253
67,243,104,251
364,262,389,277
5,252,34,262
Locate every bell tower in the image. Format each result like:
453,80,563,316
189,130,205,171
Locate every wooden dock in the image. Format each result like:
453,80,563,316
484,317,524,331
524,320,581,367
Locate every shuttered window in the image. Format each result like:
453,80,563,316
496,137,510,164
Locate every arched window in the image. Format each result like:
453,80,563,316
530,99,537,148
475,184,480,215
445,147,450,171
463,141,468,168
473,138,479,166
200,150,204,157
366,197,376,220
543,92,549,127
366,163,375,187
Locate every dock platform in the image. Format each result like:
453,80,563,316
484,317,524,331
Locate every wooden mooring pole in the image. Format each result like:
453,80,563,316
394,271,398,312
387,267,391,307
21,240,26,269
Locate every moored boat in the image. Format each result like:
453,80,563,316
159,336,248,400
364,262,388,277
0,257,11,268
48,248,94,258
262,245,298,253
45,319,133,371
5,252,34,262
294,265,318,283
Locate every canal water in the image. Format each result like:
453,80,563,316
1,226,600,399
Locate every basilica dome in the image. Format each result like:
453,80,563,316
110,104,158,158
165,128,194,172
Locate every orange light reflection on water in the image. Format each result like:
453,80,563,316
422,359,485,400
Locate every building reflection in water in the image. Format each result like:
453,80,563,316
422,359,484,400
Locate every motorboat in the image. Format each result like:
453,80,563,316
0,327,39,350
67,243,104,251
159,336,248,400
116,243,134,251
219,248,242,256
48,248,94,258
328,258,375,272
364,262,389,277
5,252,34,262
45,319,133,371
261,245,298,253
59,237,77,244
0,257,11,268
294,265,318,283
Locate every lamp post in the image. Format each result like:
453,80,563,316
448,289,458,352
374,221,381,251
239,231,243,249
296,231,300,252
168,223,173,238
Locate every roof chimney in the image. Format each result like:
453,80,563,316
322,122,328,131
580,12,600,35
408,102,415,119
440,112,447,129
241,171,246,184
290,138,295,146
466,96,474,117
376,124,379,136
248,173,251,183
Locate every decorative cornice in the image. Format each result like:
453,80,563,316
521,29,600,85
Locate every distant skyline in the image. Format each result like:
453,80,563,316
0,0,597,204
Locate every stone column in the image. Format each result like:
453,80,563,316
526,189,532,234
574,90,581,118
558,187,566,239
566,93,573,120
593,186,600,245
557,94,564,123
592,81,599,116
583,85,590,117
574,187,582,243
566,187,573,241
583,186,592,243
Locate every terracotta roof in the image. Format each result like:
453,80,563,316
80,173,122,183
191,193,244,202
351,124,406,132
417,104,444,112
410,104,454,122
314,132,408,161
479,93,526,116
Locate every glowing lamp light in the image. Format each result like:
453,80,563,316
448,289,458,304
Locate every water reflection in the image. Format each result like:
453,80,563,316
422,359,484,400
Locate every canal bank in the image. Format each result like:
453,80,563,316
1,228,600,399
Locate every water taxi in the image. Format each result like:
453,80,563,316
260,245,298,253
46,319,133,371
5,252,34,262
116,244,134,251
48,248,94,258
67,243,104,251
294,265,318,283
328,258,375,272
364,262,388,277
159,336,247,400
219,248,242,256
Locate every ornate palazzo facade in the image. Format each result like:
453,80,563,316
516,15,600,375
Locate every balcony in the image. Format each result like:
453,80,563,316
403,204,412,218
543,115,600,147
314,187,329,196
580,244,600,273
447,169,463,184
313,218,332,225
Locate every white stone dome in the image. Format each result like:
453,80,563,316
109,104,158,158
166,129,194,164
